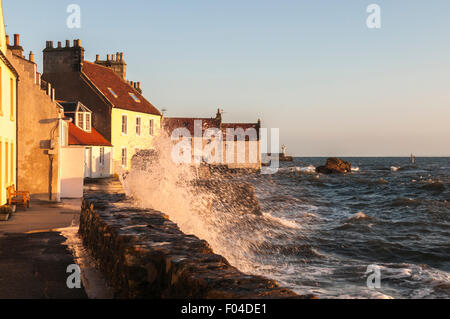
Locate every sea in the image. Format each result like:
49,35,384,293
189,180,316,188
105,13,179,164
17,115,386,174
243,157,450,299
126,156,450,299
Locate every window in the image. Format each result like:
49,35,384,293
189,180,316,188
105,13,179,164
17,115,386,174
136,117,141,136
99,147,105,165
107,88,118,98
10,143,13,184
85,113,91,132
5,142,8,185
77,113,84,130
121,148,127,167
149,119,154,136
121,115,128,135
10,78,14,120
129,93,140,103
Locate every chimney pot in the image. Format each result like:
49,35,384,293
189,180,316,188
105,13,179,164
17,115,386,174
120,52,124,61
137,82,141,89
14,34,20,46
73,39,81,47
66,40,70,47
107,54,111,61
5,35,9,46
29,51,35,62
111,54,115,62
95,54,100,62
58,41,62,48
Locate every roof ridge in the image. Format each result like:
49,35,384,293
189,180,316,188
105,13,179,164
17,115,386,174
82,60,161,116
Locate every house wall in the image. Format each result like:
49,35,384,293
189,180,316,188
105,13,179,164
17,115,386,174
0,4,17,205
186,138,261,170
111,108,160,173
223,140,261,170
0,58,17,205
43,71,112,141
60,146,84,198
7,50,63,201
84,146,112,178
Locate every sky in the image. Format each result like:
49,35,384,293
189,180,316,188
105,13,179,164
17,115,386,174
3,0,450,156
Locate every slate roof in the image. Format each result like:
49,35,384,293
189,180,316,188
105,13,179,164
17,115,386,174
82,61,161,116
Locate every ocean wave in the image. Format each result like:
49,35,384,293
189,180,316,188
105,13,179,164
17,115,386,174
348,212,373,221
391,197,421,207
262,213,301,229
278,165,316,174
377,263,450,298
419,179,446,192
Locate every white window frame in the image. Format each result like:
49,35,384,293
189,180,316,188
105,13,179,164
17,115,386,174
85,113,92,132
149,119,154,136
121,115,128,135
77,112,84,130
121,147,127,167
136,116,142,136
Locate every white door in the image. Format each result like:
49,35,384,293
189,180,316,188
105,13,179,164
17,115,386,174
84,147,92,178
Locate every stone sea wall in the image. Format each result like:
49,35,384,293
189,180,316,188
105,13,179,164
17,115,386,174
79,178,301,299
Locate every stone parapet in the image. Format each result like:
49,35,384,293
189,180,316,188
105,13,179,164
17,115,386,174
79,178,301,299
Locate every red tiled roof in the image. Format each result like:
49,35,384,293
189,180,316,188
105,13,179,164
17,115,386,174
222,123,260,140
164,118,260,140
82,61,161,116
164,117,221,136
68,122,112,147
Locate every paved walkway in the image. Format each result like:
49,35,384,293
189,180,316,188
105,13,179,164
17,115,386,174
0,199,88,299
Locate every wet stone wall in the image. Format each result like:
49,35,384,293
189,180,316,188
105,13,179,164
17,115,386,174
79,178,300,299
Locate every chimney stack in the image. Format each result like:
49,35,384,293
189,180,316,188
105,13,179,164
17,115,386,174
10,34,24,58
14,34,20,46
43,38,85,74
107,54,110,61
95,54,100,62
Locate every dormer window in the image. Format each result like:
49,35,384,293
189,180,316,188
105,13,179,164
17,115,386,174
108,88,118,98
76,111,92,132
129,93,140,103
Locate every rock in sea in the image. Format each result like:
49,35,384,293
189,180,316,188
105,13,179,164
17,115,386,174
316,158,352,174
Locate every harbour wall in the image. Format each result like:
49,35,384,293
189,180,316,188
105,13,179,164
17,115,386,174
79,178,302,299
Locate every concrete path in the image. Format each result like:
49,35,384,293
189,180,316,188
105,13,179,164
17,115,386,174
0,199,88,299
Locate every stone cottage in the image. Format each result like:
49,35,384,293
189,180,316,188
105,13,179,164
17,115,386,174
6,34,66,201
42,40,162,174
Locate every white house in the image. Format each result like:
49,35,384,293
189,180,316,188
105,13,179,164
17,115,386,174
60,101,113,179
